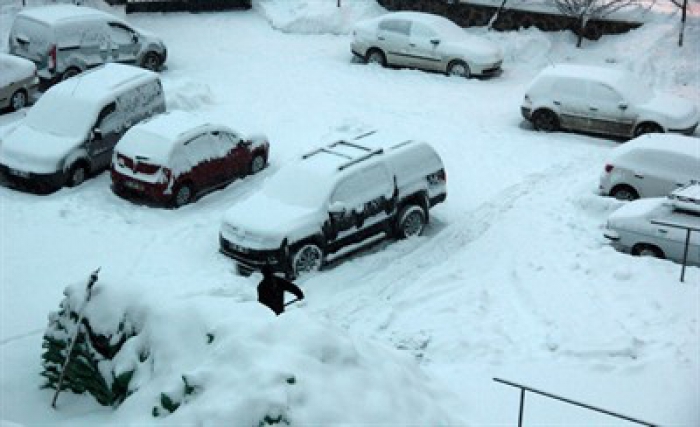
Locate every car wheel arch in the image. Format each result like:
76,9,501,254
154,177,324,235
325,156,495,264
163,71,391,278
631,243,665,259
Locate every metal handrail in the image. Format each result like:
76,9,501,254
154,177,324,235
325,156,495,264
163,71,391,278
493,377,658,427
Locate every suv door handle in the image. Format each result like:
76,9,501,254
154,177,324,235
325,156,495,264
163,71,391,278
634,173,644,179
553,101,561,106
658,229,668,234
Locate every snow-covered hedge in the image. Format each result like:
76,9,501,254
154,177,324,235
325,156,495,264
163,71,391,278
41,279,455,424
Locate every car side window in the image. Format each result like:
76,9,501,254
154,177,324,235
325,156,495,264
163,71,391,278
379,19,410,36
552,78,585,101
588,83,622,104
213,131,239,154
96,102,118,133
411,23,436,40
108,23,136,45
182,133,213,166
331,164,393,210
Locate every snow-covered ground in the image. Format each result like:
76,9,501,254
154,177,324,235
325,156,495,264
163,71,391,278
1,0,698,425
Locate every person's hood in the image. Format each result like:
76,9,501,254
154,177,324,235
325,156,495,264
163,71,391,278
0,124,82,173
221,193,321,250
442,34,503,64
637,93,699,128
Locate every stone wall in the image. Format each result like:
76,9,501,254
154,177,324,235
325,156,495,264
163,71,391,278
377,0,642,40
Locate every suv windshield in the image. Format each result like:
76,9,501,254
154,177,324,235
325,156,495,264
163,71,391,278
24,92,94,138
263,165,331,208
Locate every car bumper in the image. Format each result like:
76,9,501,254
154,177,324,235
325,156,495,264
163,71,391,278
668,122,698,136
473,61,503,77
111,170,170,205
0,163,65,193
219,234,290,276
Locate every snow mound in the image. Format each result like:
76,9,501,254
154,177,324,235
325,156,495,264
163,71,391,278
253,0,385,35
48,280,456,425
163,79,216,111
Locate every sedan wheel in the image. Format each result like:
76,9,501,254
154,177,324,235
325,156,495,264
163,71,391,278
610,185,639,201
292,244,323,276
249,155,266,175
173,184,193,208
67,164,88,187
10,90,28,111
141,52,162,72
632,244,664,259
447,61,470,78
633,122,663,137
532,109,559,132
366,49,386,67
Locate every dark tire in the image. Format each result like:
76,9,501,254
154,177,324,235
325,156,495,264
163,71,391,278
61,67,81,81
9,89,28,111
249,154,266,175
447,60,471,78
633,122,663,137
292,243,324,277
395,205,427,239
610,185,639,201
141,52,163,72
365,48,386,67
531,109,560,132
172,183,193,208
632,244,664,259
67,163,88,187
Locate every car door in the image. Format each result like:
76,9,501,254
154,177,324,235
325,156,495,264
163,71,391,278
214,130,247,183
586,83,636,136
181,132,217,190
651,212,700,263
377,18,412,66
88,102,119,170
108,22,140,64
408,22,443,71
550,78,591,131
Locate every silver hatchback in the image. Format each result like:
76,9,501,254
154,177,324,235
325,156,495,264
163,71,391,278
351,11,503,78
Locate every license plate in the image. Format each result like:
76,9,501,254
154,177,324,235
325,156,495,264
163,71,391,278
9,168,29,178
124,180,144,191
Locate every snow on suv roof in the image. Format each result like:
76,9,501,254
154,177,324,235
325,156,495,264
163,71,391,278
298,131,417,178
50,63,157,106
18,4,109,24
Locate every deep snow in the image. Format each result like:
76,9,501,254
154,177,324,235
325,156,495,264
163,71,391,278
1,0,699,426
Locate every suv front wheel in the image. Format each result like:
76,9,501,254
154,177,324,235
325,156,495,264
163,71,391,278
396,205,426,239
292,243,324,277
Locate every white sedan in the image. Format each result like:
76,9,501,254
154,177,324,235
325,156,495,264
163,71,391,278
604,183,700,265
0,53,38,112
351,11,503,78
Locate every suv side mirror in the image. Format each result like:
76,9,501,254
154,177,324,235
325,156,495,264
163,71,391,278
92,128,103,140
329,201,346,214
430,38,440,46
618,102,628,110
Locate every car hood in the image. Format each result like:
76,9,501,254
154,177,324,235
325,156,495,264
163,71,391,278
221,193,321,250
0,124,80,173
443,35,503,63
638,93,699,125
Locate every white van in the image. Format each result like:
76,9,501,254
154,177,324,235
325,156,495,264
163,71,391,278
220,131,447,278
8,5,167,84
599,134,700,200
0,63,166,193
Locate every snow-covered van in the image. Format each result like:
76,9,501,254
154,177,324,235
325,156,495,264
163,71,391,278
111,110,270,208
522,64,699,138
599,134,700,201
0,63,165,193
8,5,167,84
219,131,447,278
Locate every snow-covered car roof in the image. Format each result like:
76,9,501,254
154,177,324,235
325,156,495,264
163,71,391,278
0,53,35,87
16,4,111,25
538,64,632,88
116,110,230,165
610,133,700,160
50,63,158,107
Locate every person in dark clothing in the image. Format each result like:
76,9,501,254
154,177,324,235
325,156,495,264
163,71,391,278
257,264,304,315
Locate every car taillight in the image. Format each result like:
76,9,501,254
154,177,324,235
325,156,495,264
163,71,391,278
428,169,446,185
137,162,160,174
48,44,56,72
604,164,614,173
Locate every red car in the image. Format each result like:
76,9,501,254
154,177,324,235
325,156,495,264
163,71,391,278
111,111,269,207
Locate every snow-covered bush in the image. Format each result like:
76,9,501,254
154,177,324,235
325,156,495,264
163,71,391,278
40,279,455,424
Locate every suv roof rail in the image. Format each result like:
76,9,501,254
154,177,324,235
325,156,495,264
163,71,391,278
353,130,377,140
390,139,414,150
338,148,384,171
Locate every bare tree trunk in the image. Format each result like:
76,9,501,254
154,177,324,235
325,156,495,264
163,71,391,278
576,14,585,47
489,0,509,30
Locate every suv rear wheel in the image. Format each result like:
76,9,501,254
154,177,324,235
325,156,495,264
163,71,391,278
396,205,426,239
292,243,324,277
